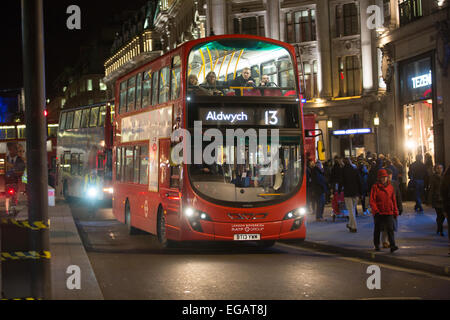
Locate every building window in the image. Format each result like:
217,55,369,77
80,81,86,93
399,0,422,26
346,56,361,96
233,16,265,36
300,60,319,100
383,0,391,27
87,79,93,91
336,3,359,37
100,81,107,91
339,56,362,97
338,57,345,96
286,9,316,43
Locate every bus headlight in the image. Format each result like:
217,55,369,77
284,208,306,231
283,207,307,220
184,208,211,232
87,187,98,199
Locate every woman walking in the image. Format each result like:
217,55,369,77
370,169,399,253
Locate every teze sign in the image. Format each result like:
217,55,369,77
411,71,432,89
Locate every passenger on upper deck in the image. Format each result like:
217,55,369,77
259,74,279,95
231,67,256,96
200,71,224,96
187,74,209,96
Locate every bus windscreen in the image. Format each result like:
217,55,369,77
187,39,297,97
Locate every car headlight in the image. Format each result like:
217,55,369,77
283,207,307,220
87,187,98,198
103,187,114,194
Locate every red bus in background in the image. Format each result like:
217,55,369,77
56,102,114,203
0,122,58,198
113,35,308,248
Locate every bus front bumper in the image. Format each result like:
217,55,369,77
176,217,306,241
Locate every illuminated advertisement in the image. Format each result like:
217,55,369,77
399,56,432,104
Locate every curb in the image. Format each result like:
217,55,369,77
293,240,450,277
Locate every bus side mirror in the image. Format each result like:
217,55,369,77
317,140,326,162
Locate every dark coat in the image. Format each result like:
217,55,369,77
339,164,362,197
409,161,428,181
359,168,369,196
430,173,444,209
441,171,450,212
330,163,343,189
391,179,403,213
311,167,328,195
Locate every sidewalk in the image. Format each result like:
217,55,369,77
299,201,450,277
0,198,103,300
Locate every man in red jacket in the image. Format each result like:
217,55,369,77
370,169,399,253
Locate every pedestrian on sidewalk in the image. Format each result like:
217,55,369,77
370,169,399,253
359,162,370,216
330,156,343,194
393,157,406,199
339,157,362,233
439,167,450,255
306,159,316,214
424,153,434,205
311,160,328,221
381,168,403,248
430,164,445,236
408,154,428,214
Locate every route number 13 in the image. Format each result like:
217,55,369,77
265,111,279,125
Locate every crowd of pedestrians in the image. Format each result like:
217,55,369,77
306,152,450,254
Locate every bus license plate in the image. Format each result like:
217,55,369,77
234,234,260,241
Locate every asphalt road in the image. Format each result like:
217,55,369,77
70,201,450,300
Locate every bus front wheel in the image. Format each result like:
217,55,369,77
157,206,175,249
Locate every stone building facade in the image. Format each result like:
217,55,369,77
378,0,450,168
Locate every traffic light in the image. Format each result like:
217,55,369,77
44,109,48,117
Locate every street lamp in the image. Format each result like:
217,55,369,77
327,119,333,159
374,112,380,154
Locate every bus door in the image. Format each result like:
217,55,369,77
159,138,181,238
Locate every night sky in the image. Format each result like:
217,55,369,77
0,0,147,93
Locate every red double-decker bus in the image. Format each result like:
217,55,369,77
113,35,307,248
